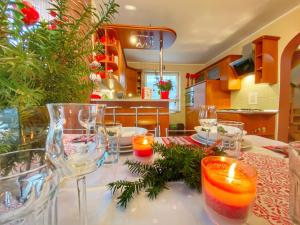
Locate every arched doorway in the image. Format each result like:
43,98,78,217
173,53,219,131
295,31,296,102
278,32,300,142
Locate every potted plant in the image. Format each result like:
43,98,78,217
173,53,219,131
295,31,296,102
0,0,119,152
156,80,173,99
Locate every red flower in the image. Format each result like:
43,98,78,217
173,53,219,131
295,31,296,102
186,73,190,78
21,1,39,25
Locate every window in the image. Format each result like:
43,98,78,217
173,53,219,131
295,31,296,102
144,72,180,112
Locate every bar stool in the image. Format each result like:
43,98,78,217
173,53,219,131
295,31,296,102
105,106,122,123
130,106,162,137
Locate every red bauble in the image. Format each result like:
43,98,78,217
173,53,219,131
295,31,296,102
21,1,39,25
95,54,106,62
49,10,57,17
100,36,106,44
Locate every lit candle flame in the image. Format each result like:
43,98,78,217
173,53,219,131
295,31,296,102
142,138,149,145
226,162,237,184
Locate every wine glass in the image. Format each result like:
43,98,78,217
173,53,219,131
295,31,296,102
0,149,59,225
46,103,106,225
198,105,217,146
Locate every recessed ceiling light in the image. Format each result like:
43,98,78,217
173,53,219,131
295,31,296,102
124,5,136,11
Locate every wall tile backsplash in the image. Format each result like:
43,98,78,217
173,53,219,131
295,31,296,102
231,74,279,109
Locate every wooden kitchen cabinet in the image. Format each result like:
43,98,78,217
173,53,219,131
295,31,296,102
185,80,231,130
219,55,242,91
252,35,280,84
124,67,141,95
193,55,242,91
217,112,276,139
186,106,198,130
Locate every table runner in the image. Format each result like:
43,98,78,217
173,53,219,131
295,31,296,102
161,136,292,225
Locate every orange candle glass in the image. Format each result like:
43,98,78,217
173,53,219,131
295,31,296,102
132,133,154,157
201,156,257,225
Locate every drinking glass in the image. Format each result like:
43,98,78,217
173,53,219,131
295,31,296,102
103,122,122,164
217,121,244,159
46,103,106,225
198,105,217,146
289,141,300,225
0,149,59,225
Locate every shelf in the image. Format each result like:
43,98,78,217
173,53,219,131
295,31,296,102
252,35,280,84
106,43,118,55
100,60,118,71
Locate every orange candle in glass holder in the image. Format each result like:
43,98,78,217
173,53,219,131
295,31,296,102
132,133,154,157
201,156,257,225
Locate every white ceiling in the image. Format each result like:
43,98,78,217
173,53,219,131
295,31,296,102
97,0,300,64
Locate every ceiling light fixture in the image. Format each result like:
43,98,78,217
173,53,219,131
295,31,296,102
130,32,154,49
124,5,136,11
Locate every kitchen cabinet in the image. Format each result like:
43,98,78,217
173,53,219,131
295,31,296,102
185,80,231,130
193,55,242,91
252,35,280,84
124,67,141,96
217,112,276,138
219,55,242,90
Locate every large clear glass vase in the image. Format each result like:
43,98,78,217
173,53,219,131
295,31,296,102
0,149,59,225
46,103,107,225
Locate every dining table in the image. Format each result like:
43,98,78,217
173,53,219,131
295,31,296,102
57,135,291,225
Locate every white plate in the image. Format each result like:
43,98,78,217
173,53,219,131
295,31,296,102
119,144,133,153
190,134,252,149
190,134,215,146
120,149,133,154
120,127,148,146
194,125,247,141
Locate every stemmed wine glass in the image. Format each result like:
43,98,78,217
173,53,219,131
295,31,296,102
198,105,217,146
46,103,106,225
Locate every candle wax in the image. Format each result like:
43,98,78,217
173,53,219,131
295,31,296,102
202,158,256,221
132,136,153,157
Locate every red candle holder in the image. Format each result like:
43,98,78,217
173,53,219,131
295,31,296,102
132,133,154,157
201,156,257,225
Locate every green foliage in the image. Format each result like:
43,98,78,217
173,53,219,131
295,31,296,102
156,80,173,92
108,143,225,208
0,0,119,110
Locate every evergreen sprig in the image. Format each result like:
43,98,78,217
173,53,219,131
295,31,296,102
0,0,119,109
108,143,224,208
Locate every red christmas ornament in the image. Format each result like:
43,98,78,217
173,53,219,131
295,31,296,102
100,36,106,44
21,1,39,25
49,10,57,17
95,54,106,62
96,71,106,79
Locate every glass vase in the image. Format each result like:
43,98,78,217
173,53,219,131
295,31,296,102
0,149,59,225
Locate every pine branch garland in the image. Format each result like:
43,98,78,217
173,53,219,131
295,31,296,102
108,143,224,208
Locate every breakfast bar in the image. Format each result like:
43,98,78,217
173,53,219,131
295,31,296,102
91,99,170,136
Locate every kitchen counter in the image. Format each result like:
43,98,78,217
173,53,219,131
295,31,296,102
217,109,278,114
90,99,170,136
91,98,171,102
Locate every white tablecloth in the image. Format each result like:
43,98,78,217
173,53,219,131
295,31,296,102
57,135,289,225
